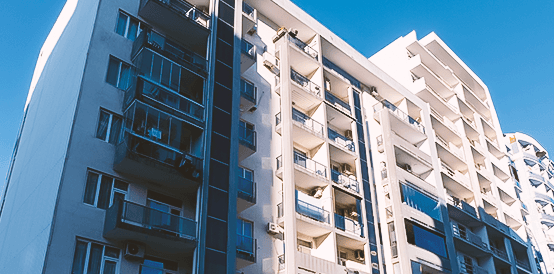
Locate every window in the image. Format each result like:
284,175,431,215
71,239,120,274
237,167,254,199
115,11,145,41
239,120,255,145
237,219,254,254
400,183,442,221
140,256,178,273
96,109,123,144
106,56,132,90
405,220,447,258
83,171,128,209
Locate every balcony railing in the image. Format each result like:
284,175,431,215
143,0,209,28
289,35,318,60
125,77,204,122
331,170,359,193
328,128,355,152
373,100,425,134
132,29,207,72
291,69,322,98
237,234,255,254
109,199,196,239
447,195,477,218
516,259,531,270
325,91,351,114
242,2,255,18
241,39,256,59
140,264,174,274
238,176,255,203
240,79,256,103
490,246,509,261
460,262,489,274
292,108,324,137
335,213,362,236
452,224,488,250
239,123,256,150
294,151,327,178
296,199,330,224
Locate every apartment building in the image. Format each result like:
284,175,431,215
0,0,538,274
505,132,554,274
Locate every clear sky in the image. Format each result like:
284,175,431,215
1,0,553,191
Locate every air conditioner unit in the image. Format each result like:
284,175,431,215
345,130,353,140
124,242,145,260
263,52,280,74
404,164,412,173
354,250,364,261
349,207,359,218
267,222,282,235
370,86,379,98
342,164,353,175
273,27,287,43
311,187,324,198
288,28,299,37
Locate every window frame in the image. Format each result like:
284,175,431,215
71,238,121,274
238,166,253,181
95,108,123,144
106,56,133,90
237,218,253,238
83,170,128,210
115,10,147,41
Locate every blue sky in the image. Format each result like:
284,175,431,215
1,0,553,189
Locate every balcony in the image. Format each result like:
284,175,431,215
104,199,196,254
237,175,256,212
138,0,210,53
241,39,256,74
331,170,359,194
237,234,256,268
447,195,479,223
114,101,203,188
373,100,426,144
459,261,489,274
288,108,325,149
328,128,355,153
132,30,207,75
240,79,257,112
335,213,363,237
239,122,256,161
435,134,467,172
241,2,257,35
296,199,330,224
490,246,509,262
289,35,318,60
413,80,459,120
125,76,204,125
440,162,472,199
452,224,489,256
325,90,351,115
516,259,531,272
291,69,322,100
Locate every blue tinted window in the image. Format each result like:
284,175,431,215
401,184,442,221
405,221,447,258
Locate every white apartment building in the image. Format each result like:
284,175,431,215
0,0,538,274
506,132,554,274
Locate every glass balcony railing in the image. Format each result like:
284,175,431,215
108,199,196,239
328,128,355,152
325,91,351,114
241,39,256,59
125,77,204,122
331,170,359,193
292,108,324,137
296,199,330,224
288,35,318,60
334,213,362,236
373,99,425,134
239,123,256,150
237,234,255,254
132,29,207,73
401,183,442,221
294,151,327,178
291,69,322,98
140,264,172,274
238,176,255,203
242,2,255,18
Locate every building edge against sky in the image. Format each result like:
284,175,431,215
0,0,544,274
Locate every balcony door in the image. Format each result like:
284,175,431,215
146,191,182,235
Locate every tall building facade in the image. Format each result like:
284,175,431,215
505,132,554,274
0,1,538,274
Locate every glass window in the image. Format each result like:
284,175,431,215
83,170,128,209
238,167,253,181
115,11,146,41
106,56,132,90
96,109,123,144
237,219,254,254
405,220,448,258
400,183,442,221
71,239,120,274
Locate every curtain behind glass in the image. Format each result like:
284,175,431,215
96,111,110,141
71,241,88,274
108,116,122,144
115,13,127,36
87,243,103,274
97,176,113,210
102,261,117,274
84,173,99,205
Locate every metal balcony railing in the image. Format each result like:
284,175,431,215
373,99,425,134
296,199,330,224
292,108,324,138
288,35,318,60
109,199,196,239
331,170,359,193
294,151,327,178
334,213,363,236
452,224,488,249
328,128,355,152
238,176,255,203
239,123,256,150
490,246,509,261
291,69,322,98
325,90,351,114
241,39,256,59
